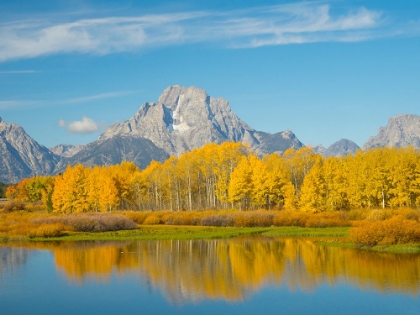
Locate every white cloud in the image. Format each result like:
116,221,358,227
0,2,393,62
59,116,99,134
57,119,66,127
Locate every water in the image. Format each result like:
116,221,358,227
1,237,419,315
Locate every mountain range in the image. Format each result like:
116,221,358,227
1,85,420,183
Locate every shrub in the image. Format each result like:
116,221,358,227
350,217,420,246
201,214,235,227
273,212,309,227
143,215,161,225
233,212,274,227
305,212,350,228
346,209,371,221
29,223,68,238
365,210,391,222
3,201,26,212
394,208,420,221
122,211,150,224
32,213,138,232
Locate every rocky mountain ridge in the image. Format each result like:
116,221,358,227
0,117,59,183
324,139,360,157
100,85,304,155
363,114,420,150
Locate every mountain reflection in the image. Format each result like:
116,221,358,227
2,238,420,302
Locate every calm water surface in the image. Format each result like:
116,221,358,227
1,237,420,315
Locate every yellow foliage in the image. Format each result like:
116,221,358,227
350,217,420,246
143,215,161,225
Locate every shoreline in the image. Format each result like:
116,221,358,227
2,225,420,253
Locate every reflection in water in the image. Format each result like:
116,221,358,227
2,238,420,303
0,246,32,279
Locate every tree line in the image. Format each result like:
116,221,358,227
5,142,420,213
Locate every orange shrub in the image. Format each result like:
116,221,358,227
143,215,161,225
305,212,350,228
350,217,420,246
233,212,274,227
273,212,309,227
123,211,150,224
346,209,371,221
29,223,68,238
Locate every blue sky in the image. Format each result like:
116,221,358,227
0,0,419,149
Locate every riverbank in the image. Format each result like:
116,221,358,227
2,225,349,242
1,209,420,253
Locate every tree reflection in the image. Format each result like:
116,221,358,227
2,238,420,302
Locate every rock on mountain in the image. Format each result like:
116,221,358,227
363,114,420,149
49,144,84,158
324,139,360,157
100,85,303,155
255,130,304,155
0,117,59,183
307,144,326,155
54,135,169,173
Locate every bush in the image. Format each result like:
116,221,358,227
32,213,138,232
201,214,235,227
350,217,420,246
143,215,161,225
273,212,309,227
305,212,350,228
233,212,274,227
122,211,150,224
29,223,68,238
3,201,26,212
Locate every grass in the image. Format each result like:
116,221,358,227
261,226,349,237
27,225,272,241
25,226,350,242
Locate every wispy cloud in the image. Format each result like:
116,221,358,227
0,2,396,62
59,116,100,134
0,70,38,74
0,90,135,110
60,91,135,104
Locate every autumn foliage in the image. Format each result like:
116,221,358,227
3,142,420,244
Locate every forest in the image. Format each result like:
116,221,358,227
5,142,420,213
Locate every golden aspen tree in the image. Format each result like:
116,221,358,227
108,161,140,210
263,153,296,210
52,164,90,213
388,147,417,207
99,176,120,212
228,156,252,210
86,166,102,212
299,160,327,212
214,142,249,208
283,147,318,197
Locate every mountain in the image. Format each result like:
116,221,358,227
54,136,169,173
101,85,303,155
0,85,305,182
324,139,360,157
0,117,59,183
49,144,84,158
363,114,420,149
255,130,303,155
307,144,326,155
